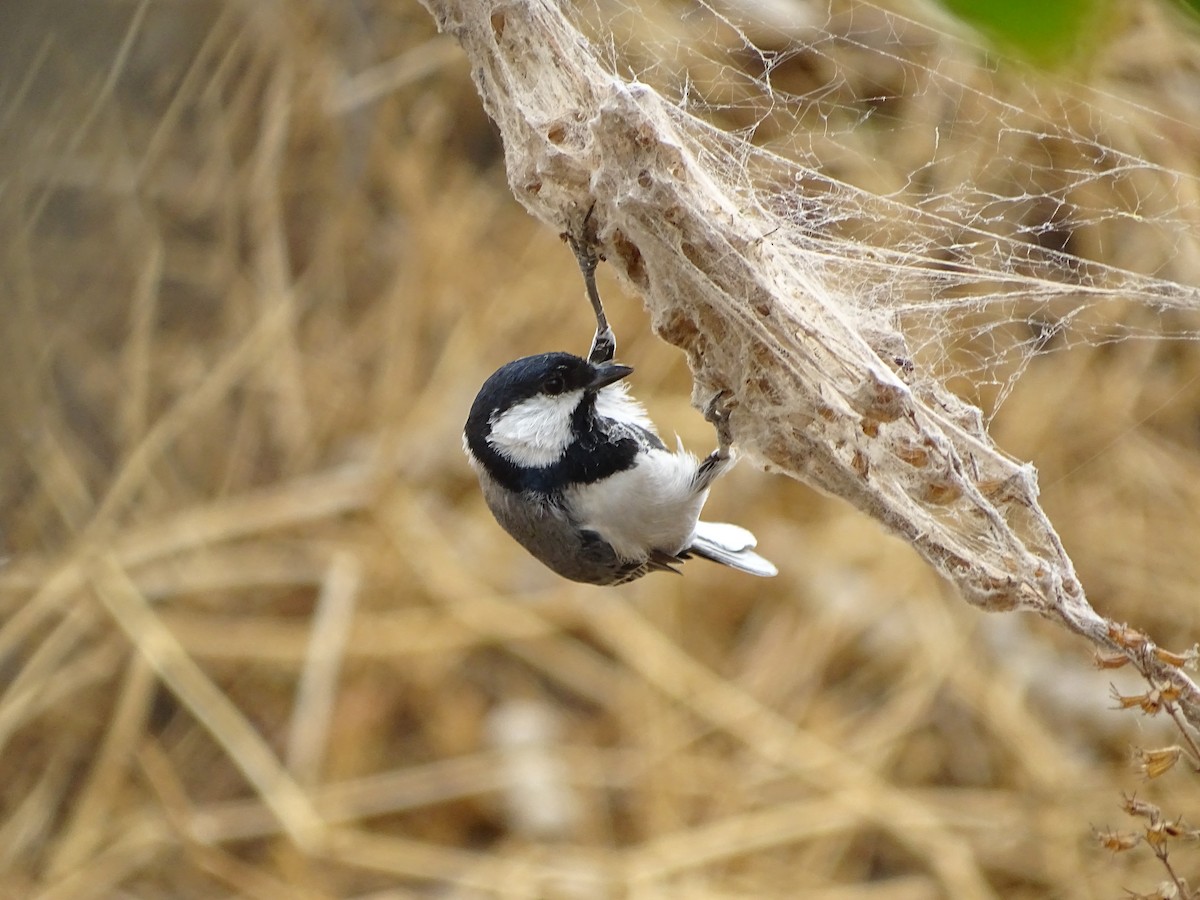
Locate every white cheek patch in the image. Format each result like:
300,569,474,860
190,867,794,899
487,390,583,467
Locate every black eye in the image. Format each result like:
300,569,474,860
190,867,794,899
544,374,567,395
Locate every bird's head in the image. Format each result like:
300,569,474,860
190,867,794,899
463,352,634,485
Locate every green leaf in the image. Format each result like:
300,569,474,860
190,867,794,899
935,0,1109,68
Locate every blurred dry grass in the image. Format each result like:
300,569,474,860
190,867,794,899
2,0,1200,897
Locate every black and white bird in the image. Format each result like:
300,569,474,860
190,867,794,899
463,351,777,585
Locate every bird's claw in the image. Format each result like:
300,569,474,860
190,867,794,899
704,389,735,457
589,326,616,365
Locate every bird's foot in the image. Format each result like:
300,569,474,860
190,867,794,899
704,389,735,458
695,390,736,489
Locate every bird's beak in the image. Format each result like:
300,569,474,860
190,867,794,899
587,362,633,391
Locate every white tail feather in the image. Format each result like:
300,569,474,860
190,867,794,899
689,521,778,577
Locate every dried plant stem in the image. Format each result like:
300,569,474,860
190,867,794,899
1169,706,1200,768
89,555,326,849
1158,850,1191,900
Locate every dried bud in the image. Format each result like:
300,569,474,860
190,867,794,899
1118,683,1182,716
1160,818,1196,839
1134,746,1183,780
1144,819,1170,849
1122,794,1161,821
1145,882,1181,900
1108,623,1148,649
1111,686,1150,711
1096,828,1141,852
1140,688,1166,715
1152,646,1194,668
1121,886,1178,900
1153,681,1183,705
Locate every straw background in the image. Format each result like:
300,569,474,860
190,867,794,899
2,0,1199,897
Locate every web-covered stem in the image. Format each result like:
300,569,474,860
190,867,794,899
420,0,1200,730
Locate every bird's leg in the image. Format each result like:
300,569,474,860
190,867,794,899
564,205,616,364
579,250,616,365
695,390,735,489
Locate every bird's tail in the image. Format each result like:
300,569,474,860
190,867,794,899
688,521,778,577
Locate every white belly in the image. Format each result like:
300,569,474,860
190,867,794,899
565,448,705,561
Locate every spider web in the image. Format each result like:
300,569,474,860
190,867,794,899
571,0,1200,418
423,0,1200,723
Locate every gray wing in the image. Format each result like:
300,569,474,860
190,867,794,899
481,481,650,585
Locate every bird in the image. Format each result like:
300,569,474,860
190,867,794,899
463,350,777,585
